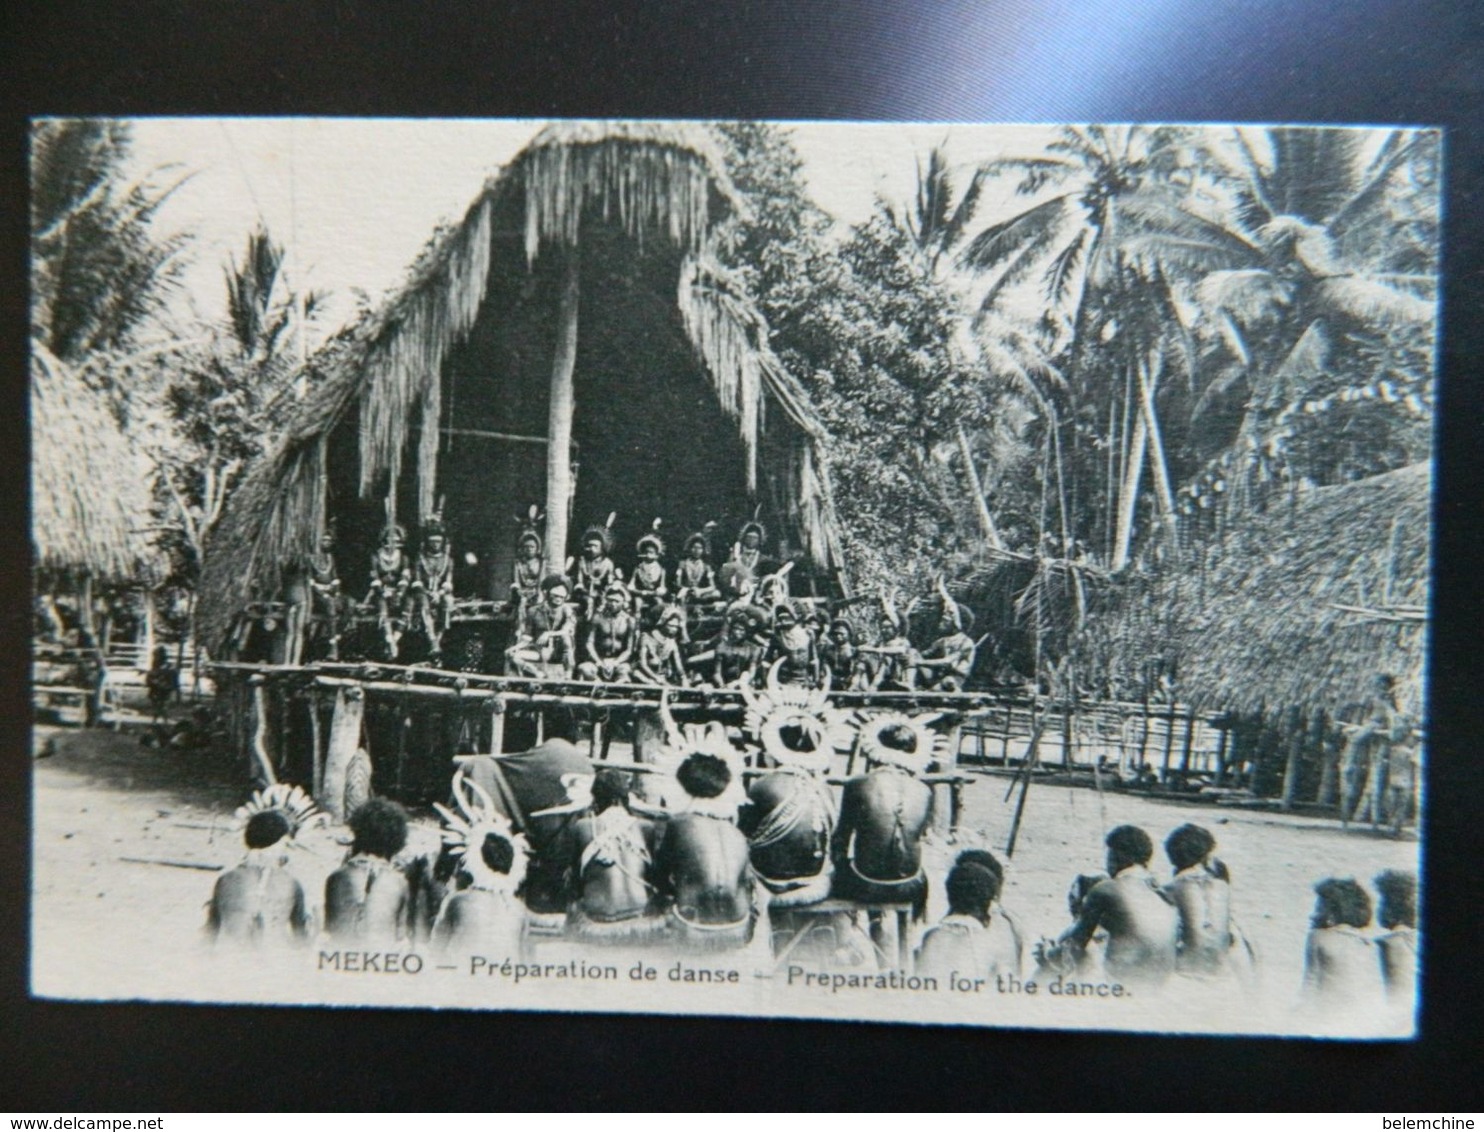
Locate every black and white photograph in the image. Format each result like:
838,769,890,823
29,116,1437,1039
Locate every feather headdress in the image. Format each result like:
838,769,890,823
516,504,545,555
433,770,530,894
654,697,747,819
740,659,851,775
582,512,618,554
856,710,948,775
637,517,665,557
234,783,321,837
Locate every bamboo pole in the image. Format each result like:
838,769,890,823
1005,716,1050,859
543,247,581,570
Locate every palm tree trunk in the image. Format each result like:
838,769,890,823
1135,352,1179,550
955,422,1004,550
1111,408,1148,571
543,248,581,569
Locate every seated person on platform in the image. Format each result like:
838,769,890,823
718,561,760,617
578,580,637,682
768,602,820,688
206,785,317,946
574,517,621,620
630,524,669,615
505,574,578,678
731,520,772,577
431,812,528,958
819,618,868,691
367,520,411,656
634,604,688,686
711,606,767,688
865,598,916,691
1041,825,1179,986
654,752,755,950
674,532,719,606
1162,823,1238,977
830,718,935,919
510,525,545,617
1374,869,1419,1002
325,798,412,943
1302,877,1384,1009
410,512,455,657
307,526,344,660
913,579,977,692
917,849,1023,981
567,770,664,944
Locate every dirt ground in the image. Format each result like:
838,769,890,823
29,720,1419,1035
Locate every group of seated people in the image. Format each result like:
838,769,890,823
505,515,979,691
204,744,1419,1010
205,711,948,959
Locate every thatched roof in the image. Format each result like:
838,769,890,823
1106,462,1431,717
30,346,156,583
199,121,844,652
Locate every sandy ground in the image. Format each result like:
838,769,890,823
30,721,1419,1036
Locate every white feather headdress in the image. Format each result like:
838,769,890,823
234,783,321,837
856,711,948,775
740,659,852,775
433,770,530,893
653,698,747,819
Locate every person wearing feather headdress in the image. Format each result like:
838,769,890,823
739,707,838,912
913,578,978,692
864,596,917,692
430,772,529,956
367,519,411,659
325,798,412,943
652,731,756,952
505,574,578,679
634,603,688,686
574,515,622,621
578,580,637,683
731,519,773,578
510,515,546,619
206,785,317,946
830,716,935,920
307,525,344,660
766,602,820,688
674,531,720,607
630,522,669,616
917,849,1024,981
410,510,455,658
567,769,664,944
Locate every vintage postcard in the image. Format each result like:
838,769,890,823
30,118,1434,1037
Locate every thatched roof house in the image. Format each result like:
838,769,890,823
1107,462,1430,719
31,347,155,584
199,121,846,652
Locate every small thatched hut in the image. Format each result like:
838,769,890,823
199,121,845,654
1104,462,1430,802
31,347,156,588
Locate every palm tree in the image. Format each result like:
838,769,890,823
1134,127,1439,513
961,125,1200,569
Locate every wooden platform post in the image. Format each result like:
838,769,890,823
488,695,506,756
322,685,365,821
543,247,580,569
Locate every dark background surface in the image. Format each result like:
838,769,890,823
2,0,1481,1112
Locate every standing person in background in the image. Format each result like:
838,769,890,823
145,644,178,724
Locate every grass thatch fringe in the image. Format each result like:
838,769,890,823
1104,462,1431,718
199,123,844,652
31,345,156,582
358,198,491,520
